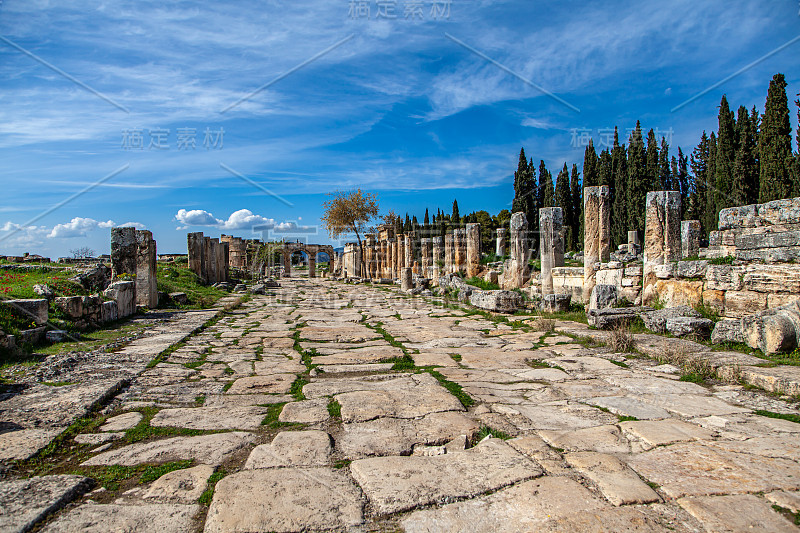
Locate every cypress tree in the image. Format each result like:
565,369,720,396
583,140,599,188
794,95,800,191
759,73,794,202
423,208,429,226
611,128,628,247
511,148,529,215
689,132,710,230
528,157,540,243
646,128,660,192
715,95,737,212
627,121,647,234
659,136,672,190
733,106,759,206
554,163,572,248
704,133,718,232
598,148,612,187
452,199,460,225
570,164,582,251
677,147,690,211
539,160,554,209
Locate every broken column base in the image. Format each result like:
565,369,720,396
540,294,571,313
712,301,800,355
468,290,522,313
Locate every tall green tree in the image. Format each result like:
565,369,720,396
676,147,690,211
704,133,718,231
733,105,759,206
511,148,531,215
423,208,430,226
659,136,672,190
570,163,582,251
611,128,628,247
554,163,572,248
598,148,612,187
794,95,800,188
715,95,737,213
452,199,460,225
583,140,599,188
645,128,660,192
759,73,794,201
539,160,554,209
688,131,710,229
627,121,647,234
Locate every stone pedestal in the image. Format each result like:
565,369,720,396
404,234,414,274
308,251,316,278
496,228,507,257
432,236,443,279
628,230,640,255
540,208,564,296
283,249,292,278
453,228,466,274
386,239,395,279
111,227,137,280
681,220,701,260
187,232,205,280
583,186,611,302
643,191,682,289
444,234,454,275
466,223,481,278
396,235,404,273
135,230,158,308
401,267,413,291
505,212,530,289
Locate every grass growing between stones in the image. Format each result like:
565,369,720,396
198,468,227,505
260,402,304,429
69,460,195,491
772,504,800,526
424,368,475,408
464,277,501,291
754,410,800,424
290,376,309,401
156,261,229,309
327,397,342,419
474,426,512,442
124,407,207,443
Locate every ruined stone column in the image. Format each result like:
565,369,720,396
385,238,393,279
134,230,158,308
401,267,413,291
681,220,701,260
496,228,507,257
283,250,291,278
453,228,466,274
507,212,530,289
187,232,205,280
395,235,404,273
583,185,611,302
444,233,454,274
466,223,481,278
220,242,229,282
111,227,137,280
308,250,316,278
420,238,432,279
539,208,564,296
643,191,682,289
628,230,640,255
432,236,443,279
404,234,413,274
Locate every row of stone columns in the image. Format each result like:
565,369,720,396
187,232,229,286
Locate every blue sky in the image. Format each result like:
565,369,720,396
1,0,799,256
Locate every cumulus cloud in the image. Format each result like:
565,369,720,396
47,217,115,239
174,208,277,231
0,222,49,246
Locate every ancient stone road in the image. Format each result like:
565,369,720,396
4,276,800,532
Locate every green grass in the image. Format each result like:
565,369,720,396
123,408,206,443
464,276,500,291
426,368,474,408
327,397,341,419
139,460,194,483
609,359,629,368
290,376,308,400
156,261,229,309
333,459,352,469
449,353,462,362
708,255,735,265
198,468,226,505
261,402,304,429
475,425,512,441
754,410,800,424
617,415,638,422
679,372,710,384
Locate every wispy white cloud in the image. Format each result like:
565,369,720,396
47,217,115,238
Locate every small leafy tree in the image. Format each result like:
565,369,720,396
321,189,379,277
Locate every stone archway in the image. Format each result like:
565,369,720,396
280,243,335,278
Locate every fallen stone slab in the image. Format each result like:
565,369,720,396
278,398,329,424
641,306,700,333
150,406,266,431
203,468,363,532
350,438,541,515
0,428,63,463
139,464,214,504
316,363,395,373
203,393,293,407
678,494,797,533
401,477,608,533
74,432,125,445
565,452,660,506
468,290,522,313
538,425,630,454
0,475,91,533
337,412,480,459
41,503,200,533
736,365,800,397
619,419,716,448
666,316,714,338
82,432,257,466
99,412,144,432
336,385,465,423
244,430,332,468
225,374,295,394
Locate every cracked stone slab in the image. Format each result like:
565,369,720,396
538,425,630,454
278,398,329,424
626,442,800,498
203,467,363,532
316,363,395,373
350,438,541,515
401,477,608,533
336,385,465,423
225,374,296,394
510,403,618,431
619,420,717,448
337,411,480,459
0,429,62,463
639,393,750,417
302,373,425,398
244,430,332,468
41,503,200,533
585,396,671,420
0,475,91,533
766,490,800,513
678,494,797,533
565,452,661,506
82,432,257,466
203,393,292,407
140,464,214,504
150,406,266,430
74,432,125,445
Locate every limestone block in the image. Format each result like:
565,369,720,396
769,293,800,308
540,294,571,313
717,203,760,230
539,208,564,295
705,265,743,291
101,301,118,323
624,265,643,277
702,290,725,314
588,284,617,311
677,260,708,279
495,228,506,256
641,306,700,333
583,186,611,301
401,267,413,291
3,299,49,325
711,319,746,345
595,268,623,287
666,317,713,338
111,226,137,279
743,313,797,355
468,290,522,313
742,264,800,294
643,191,681,288
651,280,703,308
466,223,481,278
505,212,530,290
654,263,677,279
104,281,136,318
724,290,767,318
681,220,701,259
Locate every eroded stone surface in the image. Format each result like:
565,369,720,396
565,452,661,506
244,430,332,468
0,475,91,533
150,406,266,430
678,494,797,533
42,503,200,533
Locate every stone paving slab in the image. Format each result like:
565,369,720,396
0,475,92,533
42,503,200,533
620,419,718,448
150,406,267,430
244,430,332,468
565,452,661,506
350,438,541,515
336,385,465,423
82,432,257,466
225,373,295,394
677,494,798,532
0,428,63,463
203,467,363,532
